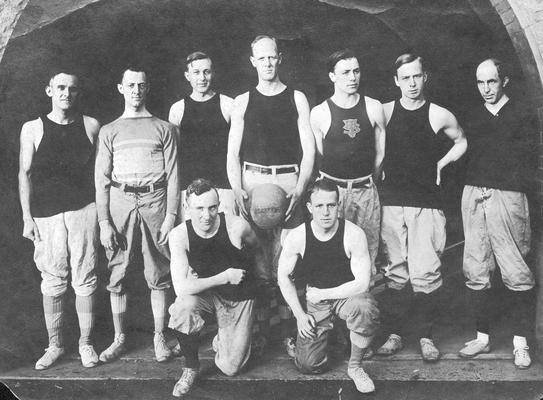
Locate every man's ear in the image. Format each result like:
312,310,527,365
45,85,53,97
117,83,124,94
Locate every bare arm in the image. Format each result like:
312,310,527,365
286,90,316,219
366,97,386,181
309,102,328,157
168,100,185,127
18,120,40,241
306,221,371,302
227,93,249,217
169,224,245,297
220,94,234,123
430,104,467,185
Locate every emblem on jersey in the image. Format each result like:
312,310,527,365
342,119,360,138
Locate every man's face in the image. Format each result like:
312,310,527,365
476,61,508,105
307,189,339,230
117,70,149,109
187,189,220,233
394,59,427,100
250,38,281,82
185,58,214,95
46,73,80,111
330,57,360,95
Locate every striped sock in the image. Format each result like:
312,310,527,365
111,292,127,336
43,295,64,347
150,290,168,334
76,294,96,346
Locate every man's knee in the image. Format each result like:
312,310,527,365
72,274,98,297
216,358,245,377
41,275,69,297
168,295,204,334
295,350,328,374
344,294,380,336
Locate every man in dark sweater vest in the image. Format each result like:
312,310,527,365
227,35,315,281
377,54,466,361
19,70,101,369
278,179,380,394
310,49,386,275
169,51,236,220
167,179,258,397
458,59,535,369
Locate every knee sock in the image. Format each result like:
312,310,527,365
172,330,200,368
43,295,64,347
76,293,96,347
111,292,127,337
347,343,365,370
508,288,534,340
380,287,410,337
469,289,491,335
150,289,168,334
413,288,441,339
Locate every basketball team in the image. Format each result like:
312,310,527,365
18,35,536,395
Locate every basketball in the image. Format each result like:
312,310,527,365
247,184,288,229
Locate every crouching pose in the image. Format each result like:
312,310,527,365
277,179,380,393
168,179,258,397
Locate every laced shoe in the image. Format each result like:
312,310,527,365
79,344,99,368
513,346,531,369
35,345,65,370
154,332,173,362
420,338,440,362
458,339,490,359
283,337,296,358
347,367,375,393
171,343,182,357
99,333,126,363
376,334,403,355
172,367,199,397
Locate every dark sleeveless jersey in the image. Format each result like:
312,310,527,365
178,95,230,188
31,114,95,217
241,87,300,165
186,213,256,301
297,219,354,289
321,97,375,179
380,101,442,209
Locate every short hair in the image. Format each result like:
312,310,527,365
479,58,509,81
186,178,219,199
119,64,148,83
394,53,425,75
47,68,79,86
327,49,358,73
251,35,279,54
306,179,339,202
185,51,212,72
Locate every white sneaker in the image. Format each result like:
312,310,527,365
154,332,173,362
347,367,375,393
172,367,199,397
79,344,99,368
514,346,531,369
99,334,126,363
35,345,65,370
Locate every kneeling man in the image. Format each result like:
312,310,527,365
278,179,380,393
168,179,258,397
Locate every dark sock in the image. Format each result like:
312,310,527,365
413,288,441,339
378,287,411,337
508,288,534,338
171,330,200,368
469,289,491,335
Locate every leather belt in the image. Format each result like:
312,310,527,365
244,164,297,175
321,175,372,189
111,180,167,193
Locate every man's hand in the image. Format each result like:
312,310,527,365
158,213,176,245
306,286,326,304
233,187,249,219
436,159,446,185
295,312,316,339
222,268,246,285
285,188,303,221
99,220,118,252
22,218,41,242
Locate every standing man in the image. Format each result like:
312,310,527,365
310,49,386,274
19,70,101,369
95,65,180,364
168,179,258,397
169,51,236,220
227,34,315,281
458,59,535,368
278,179,380,394
377,54,466,361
